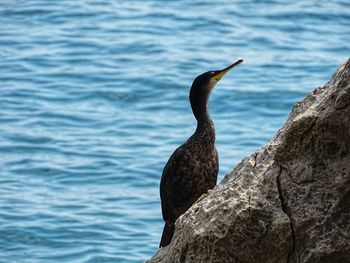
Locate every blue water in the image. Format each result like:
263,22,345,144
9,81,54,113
0,1,349,262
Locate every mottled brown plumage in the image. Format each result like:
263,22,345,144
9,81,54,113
159,59,243,248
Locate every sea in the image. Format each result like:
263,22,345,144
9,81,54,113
0,0,349,262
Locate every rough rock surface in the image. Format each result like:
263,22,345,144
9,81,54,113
147,59,350,263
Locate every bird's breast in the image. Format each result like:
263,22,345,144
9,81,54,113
180,143,217,180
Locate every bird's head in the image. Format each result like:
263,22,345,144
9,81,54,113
190,59,244,104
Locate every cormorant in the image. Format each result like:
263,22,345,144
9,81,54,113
159,59,244,247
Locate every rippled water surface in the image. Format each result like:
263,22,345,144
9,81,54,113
0,0,349,262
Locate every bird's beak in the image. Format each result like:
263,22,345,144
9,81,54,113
212,59,244,81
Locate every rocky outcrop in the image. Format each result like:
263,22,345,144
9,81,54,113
147,59,350,263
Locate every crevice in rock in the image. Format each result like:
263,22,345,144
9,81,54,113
252,152,258,169
179,244,188,263
248,194,251,216
289,178,316,185
282,165,317,185
299,118,317,147
276,166,296,263
225,247,242,263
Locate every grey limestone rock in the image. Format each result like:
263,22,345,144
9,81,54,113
147,59,350,263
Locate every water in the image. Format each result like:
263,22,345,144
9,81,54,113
0,0,349,262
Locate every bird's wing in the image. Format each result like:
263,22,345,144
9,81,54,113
214,148,219,185
160,146,185,222
160,145,218,223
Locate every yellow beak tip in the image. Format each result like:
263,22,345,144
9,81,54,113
212,59,244,81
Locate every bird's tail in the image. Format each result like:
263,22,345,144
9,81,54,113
159,222,174,248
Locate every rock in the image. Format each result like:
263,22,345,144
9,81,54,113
147,59,350,263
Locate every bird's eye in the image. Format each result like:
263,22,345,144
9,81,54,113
210,71,215,75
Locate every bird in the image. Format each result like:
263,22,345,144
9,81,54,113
159,59,244,247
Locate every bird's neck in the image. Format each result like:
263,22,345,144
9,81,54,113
195,116,215,145
192,98,216,144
